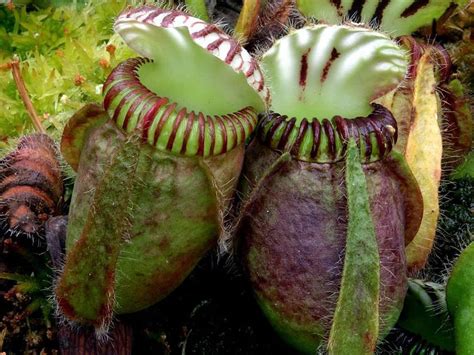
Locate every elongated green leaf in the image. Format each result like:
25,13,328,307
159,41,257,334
328,139,380,354
55,130,140,330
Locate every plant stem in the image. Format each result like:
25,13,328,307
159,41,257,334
235,0,261,42
10,58,45,134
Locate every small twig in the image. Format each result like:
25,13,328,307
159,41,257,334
9,58,45,133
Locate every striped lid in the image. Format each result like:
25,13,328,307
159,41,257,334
296,0,470,37
115,6,269,106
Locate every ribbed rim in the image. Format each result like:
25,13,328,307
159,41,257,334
257,103,397,163
103,58,258,157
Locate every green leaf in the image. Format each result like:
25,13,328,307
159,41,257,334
398,279,455,351
328,139,380,354
184,0,209,21
447,242,474,355
55,130,141,328
451,152,474,180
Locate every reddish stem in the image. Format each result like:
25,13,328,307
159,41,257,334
10,59,45,134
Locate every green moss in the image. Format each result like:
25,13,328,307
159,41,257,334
0,0,135,146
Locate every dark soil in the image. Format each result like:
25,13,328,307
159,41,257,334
127,253,294,355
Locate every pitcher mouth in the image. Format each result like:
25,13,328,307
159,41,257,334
257,103,397,163
103,58,258,157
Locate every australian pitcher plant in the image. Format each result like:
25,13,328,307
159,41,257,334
39,0,473,354
54,6,269,333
